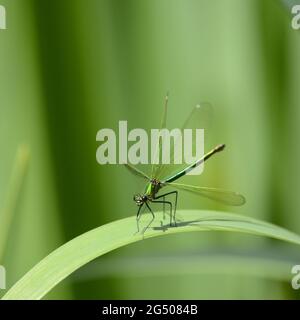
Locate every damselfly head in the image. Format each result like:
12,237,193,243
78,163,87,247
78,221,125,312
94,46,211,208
133,194,145,206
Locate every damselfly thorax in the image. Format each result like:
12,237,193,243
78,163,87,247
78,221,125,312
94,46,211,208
146,179,162,199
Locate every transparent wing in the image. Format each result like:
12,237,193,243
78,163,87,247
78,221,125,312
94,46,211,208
165,182,246,206
153,102,213,180
124,163,150,180
151,94,168,179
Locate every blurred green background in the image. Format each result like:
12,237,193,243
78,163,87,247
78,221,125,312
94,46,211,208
1,0,300,299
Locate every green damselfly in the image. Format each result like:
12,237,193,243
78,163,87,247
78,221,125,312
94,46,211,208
124,95,246,233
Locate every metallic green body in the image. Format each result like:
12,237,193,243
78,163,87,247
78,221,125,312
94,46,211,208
144,179,161,200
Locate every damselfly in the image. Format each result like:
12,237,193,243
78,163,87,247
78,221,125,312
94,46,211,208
124,95,246,233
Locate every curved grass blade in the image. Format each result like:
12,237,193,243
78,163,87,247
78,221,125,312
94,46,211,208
3,210,300,300
0,145,30,261
164,182,245,206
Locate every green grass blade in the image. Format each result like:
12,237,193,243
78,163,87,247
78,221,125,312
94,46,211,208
3,209,300,300
0,145,30,261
